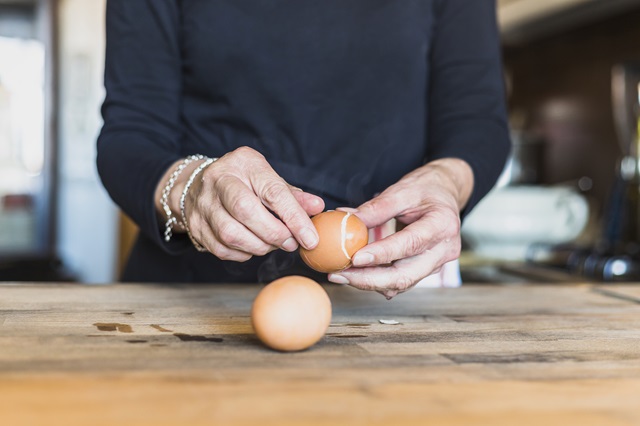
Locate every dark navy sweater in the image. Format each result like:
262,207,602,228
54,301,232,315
97,0,510,283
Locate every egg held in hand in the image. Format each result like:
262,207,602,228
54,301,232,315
251,276,332,352
299,211,369,273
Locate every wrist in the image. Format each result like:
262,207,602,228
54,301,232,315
154,155,210,241
426,158,474,211
179,157,217,251
167,159,209,225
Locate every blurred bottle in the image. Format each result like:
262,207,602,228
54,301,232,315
607,65,640,256
617,110,640,253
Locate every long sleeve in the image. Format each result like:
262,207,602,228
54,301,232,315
427,0,510,217
97,1,511,282
97,0,187,252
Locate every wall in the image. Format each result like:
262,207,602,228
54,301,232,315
57,0,117,283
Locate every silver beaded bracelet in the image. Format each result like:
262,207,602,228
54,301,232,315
180,157,217,252
161,154,207,243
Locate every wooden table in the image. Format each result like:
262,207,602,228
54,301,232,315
1,283,639,425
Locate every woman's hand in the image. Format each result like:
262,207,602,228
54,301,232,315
328,158,474,299
157,147,325,261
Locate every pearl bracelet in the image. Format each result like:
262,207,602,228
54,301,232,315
180,157,217,252
161,154,206,242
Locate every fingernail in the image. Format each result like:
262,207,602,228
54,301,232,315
300,227,319,249
328,274,349,285
352,252,374,267
337,207,359,213
282,237,298,252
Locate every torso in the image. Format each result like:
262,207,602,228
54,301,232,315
178,0,436,205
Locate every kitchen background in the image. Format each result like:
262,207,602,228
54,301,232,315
1,0,640,283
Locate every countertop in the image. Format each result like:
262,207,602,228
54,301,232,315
1,282,639,425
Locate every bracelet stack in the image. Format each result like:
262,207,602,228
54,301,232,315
161,154,206,242
180,157,217,252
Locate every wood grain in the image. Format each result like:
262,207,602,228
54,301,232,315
593,285,640,304
1,283,639,425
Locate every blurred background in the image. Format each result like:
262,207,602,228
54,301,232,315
2,0,640,283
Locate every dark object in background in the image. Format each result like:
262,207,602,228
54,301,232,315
588,62,640,280
526,62,640,281
505,131,546,185
0,258,76,282
526,243,640,282
605,63,640,254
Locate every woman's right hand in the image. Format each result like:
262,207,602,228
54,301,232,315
156,147,324,261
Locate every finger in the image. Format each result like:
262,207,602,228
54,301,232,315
251,173,319,250
352,190,404,229
290,188,325,216
208,204,278,256
328,246,447,293
217,175,298,252
351,221,436,267
187,213,254,262
351,209,461,267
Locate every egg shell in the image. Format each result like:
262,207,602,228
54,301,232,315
299,211,369,273
251,276,332,352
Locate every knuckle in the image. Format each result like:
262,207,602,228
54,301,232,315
278,206,302,228
235,253,254,263
366,197,390,216
230,195,255,218
404,232,425,256
253,244,273,256
263,229,287,244
213,245,252,262
261,183,289,205
211,244,231,260
234,146,257,157
234,146,265,163
217,223,242,246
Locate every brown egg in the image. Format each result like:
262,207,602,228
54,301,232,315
251,276,332,352
299,211,369,273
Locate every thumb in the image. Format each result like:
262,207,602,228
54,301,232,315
345,191,402,229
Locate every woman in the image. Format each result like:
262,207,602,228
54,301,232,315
97,0,510,297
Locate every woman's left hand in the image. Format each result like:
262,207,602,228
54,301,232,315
328,158,474,299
